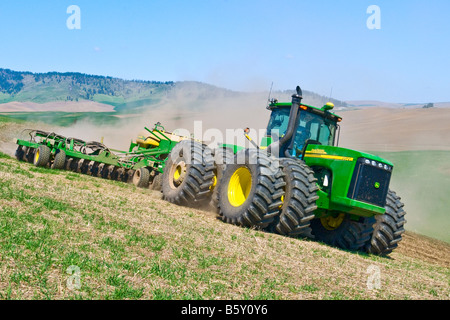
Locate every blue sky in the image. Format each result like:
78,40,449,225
0,0,448,102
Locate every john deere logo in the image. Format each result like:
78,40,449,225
374,182,380,189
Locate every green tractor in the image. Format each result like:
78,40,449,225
214,86,406,255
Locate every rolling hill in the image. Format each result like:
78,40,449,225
346,100,450,109
0,68,348,113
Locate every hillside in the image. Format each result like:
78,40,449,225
0,153,448,300
346,100,450,109
0,68,348,112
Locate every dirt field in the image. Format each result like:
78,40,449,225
338,107,450,151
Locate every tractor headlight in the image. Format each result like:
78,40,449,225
362,158,392,172
323,174,329,187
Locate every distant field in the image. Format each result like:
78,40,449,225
339,107,450,151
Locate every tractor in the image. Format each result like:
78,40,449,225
207,86,407,255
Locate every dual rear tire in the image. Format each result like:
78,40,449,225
161,139,216,207
269,158,319,238
217,148,285,228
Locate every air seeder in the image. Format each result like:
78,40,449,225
14,85,406,255
14,122,215,204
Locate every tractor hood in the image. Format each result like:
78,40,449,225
303,144,394,216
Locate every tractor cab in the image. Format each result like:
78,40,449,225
264,101,342,158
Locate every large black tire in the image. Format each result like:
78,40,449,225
210,147,235,211
310,214,376,251
217,148,285,229
162,140,215,206
51,149,66,169
33,145,51,167
269,158,319,238
365,190,407,255
133,167,150,188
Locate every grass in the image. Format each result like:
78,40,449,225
0,151,449,300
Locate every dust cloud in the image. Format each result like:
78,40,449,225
52,88,327,151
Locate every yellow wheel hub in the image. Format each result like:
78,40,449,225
173,165,182,180
279,194,285,209
35,149,40,162
320,213,345,231
170,161,186,188
228,167,252,207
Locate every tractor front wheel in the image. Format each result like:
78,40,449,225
365,190,407,255
310,213,375,251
